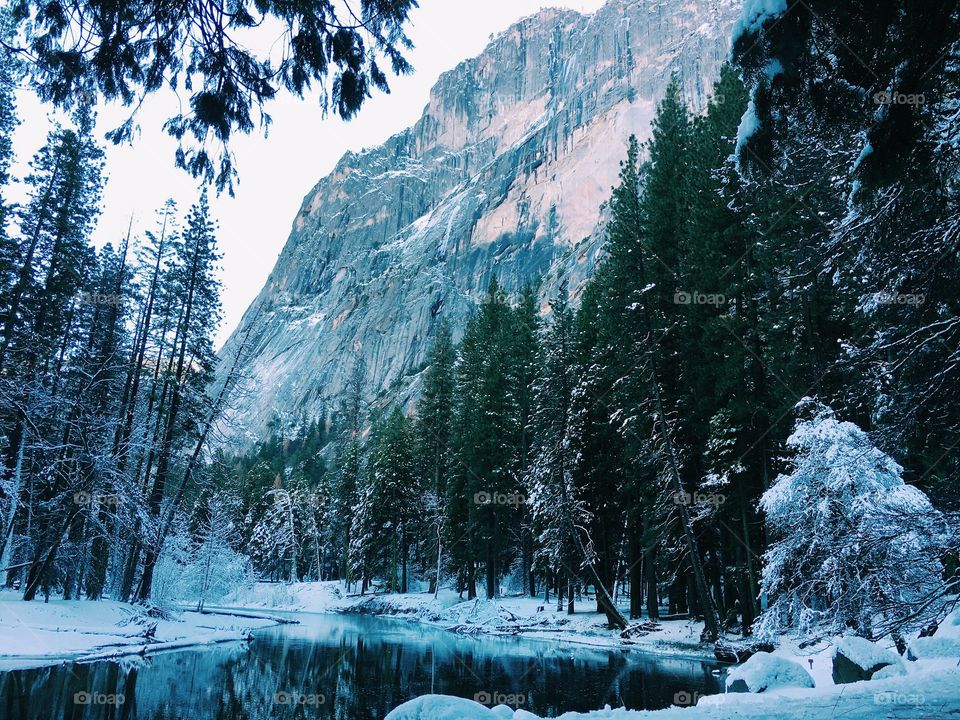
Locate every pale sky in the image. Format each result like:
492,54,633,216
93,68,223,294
12,0,608,347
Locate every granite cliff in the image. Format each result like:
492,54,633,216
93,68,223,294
219,0,739,443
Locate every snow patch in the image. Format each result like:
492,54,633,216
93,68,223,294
733,0,789,44
0,592,279,670
735,98,761,157
907,636,960,661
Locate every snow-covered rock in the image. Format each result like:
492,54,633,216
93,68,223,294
725,651,815,693
831,636,905,684
385,695,498,719
906,636,960,661
871,663,907,679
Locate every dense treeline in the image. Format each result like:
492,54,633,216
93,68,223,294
222,58,958,643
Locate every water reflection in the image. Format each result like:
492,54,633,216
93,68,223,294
0,613,724,719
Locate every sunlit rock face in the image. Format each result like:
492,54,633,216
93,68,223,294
219,0,739,444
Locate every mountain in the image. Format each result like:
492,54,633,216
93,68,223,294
218,0,740,444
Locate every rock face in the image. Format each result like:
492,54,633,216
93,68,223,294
219,0,739,443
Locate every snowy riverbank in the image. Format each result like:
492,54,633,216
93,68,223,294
385,659,960,719
0,590,284,670
381,608,960,719
224,582,960,719
222,580,724,658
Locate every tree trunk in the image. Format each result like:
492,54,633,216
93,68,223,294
136,305,261,602
433,522,442,599
23,510,79,601
644,541,659,620
485,514,496,599
467,559,477,600
645,341,720,640
629,532,642,619
401,533,408,594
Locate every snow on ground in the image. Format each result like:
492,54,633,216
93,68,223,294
387,661,960,719
0,590,281,670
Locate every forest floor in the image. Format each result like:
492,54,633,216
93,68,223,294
0,590,283,670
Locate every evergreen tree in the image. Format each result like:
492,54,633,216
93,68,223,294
332,359,366,586
756,400,950,641
527,286,582,613
447,278,521,599
510,285,540,597
11,0,416,189
414,318,455,593
350,408,418,592
135,190,222,602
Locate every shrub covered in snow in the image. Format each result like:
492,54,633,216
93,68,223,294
153,507,256,608
725,652,815,693
754,400,951,642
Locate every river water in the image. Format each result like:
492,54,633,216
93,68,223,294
0,612,725,718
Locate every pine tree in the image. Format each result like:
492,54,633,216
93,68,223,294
332,359,365,587
756,400,950,641
447,278,521,600
527,286,582,613
251,482,306,582
0,8,21,303
135,190,222,602
10,111,107,602
510,285,540,597
415,318,455,594
351,407,418,592
601,128,721,638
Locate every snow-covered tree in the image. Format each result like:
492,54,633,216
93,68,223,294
526,287,582,612
755,399,952,641
191,495,252,610
349,408,419,593
249,482,315,582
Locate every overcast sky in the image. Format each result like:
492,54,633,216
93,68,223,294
12,0,608,347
